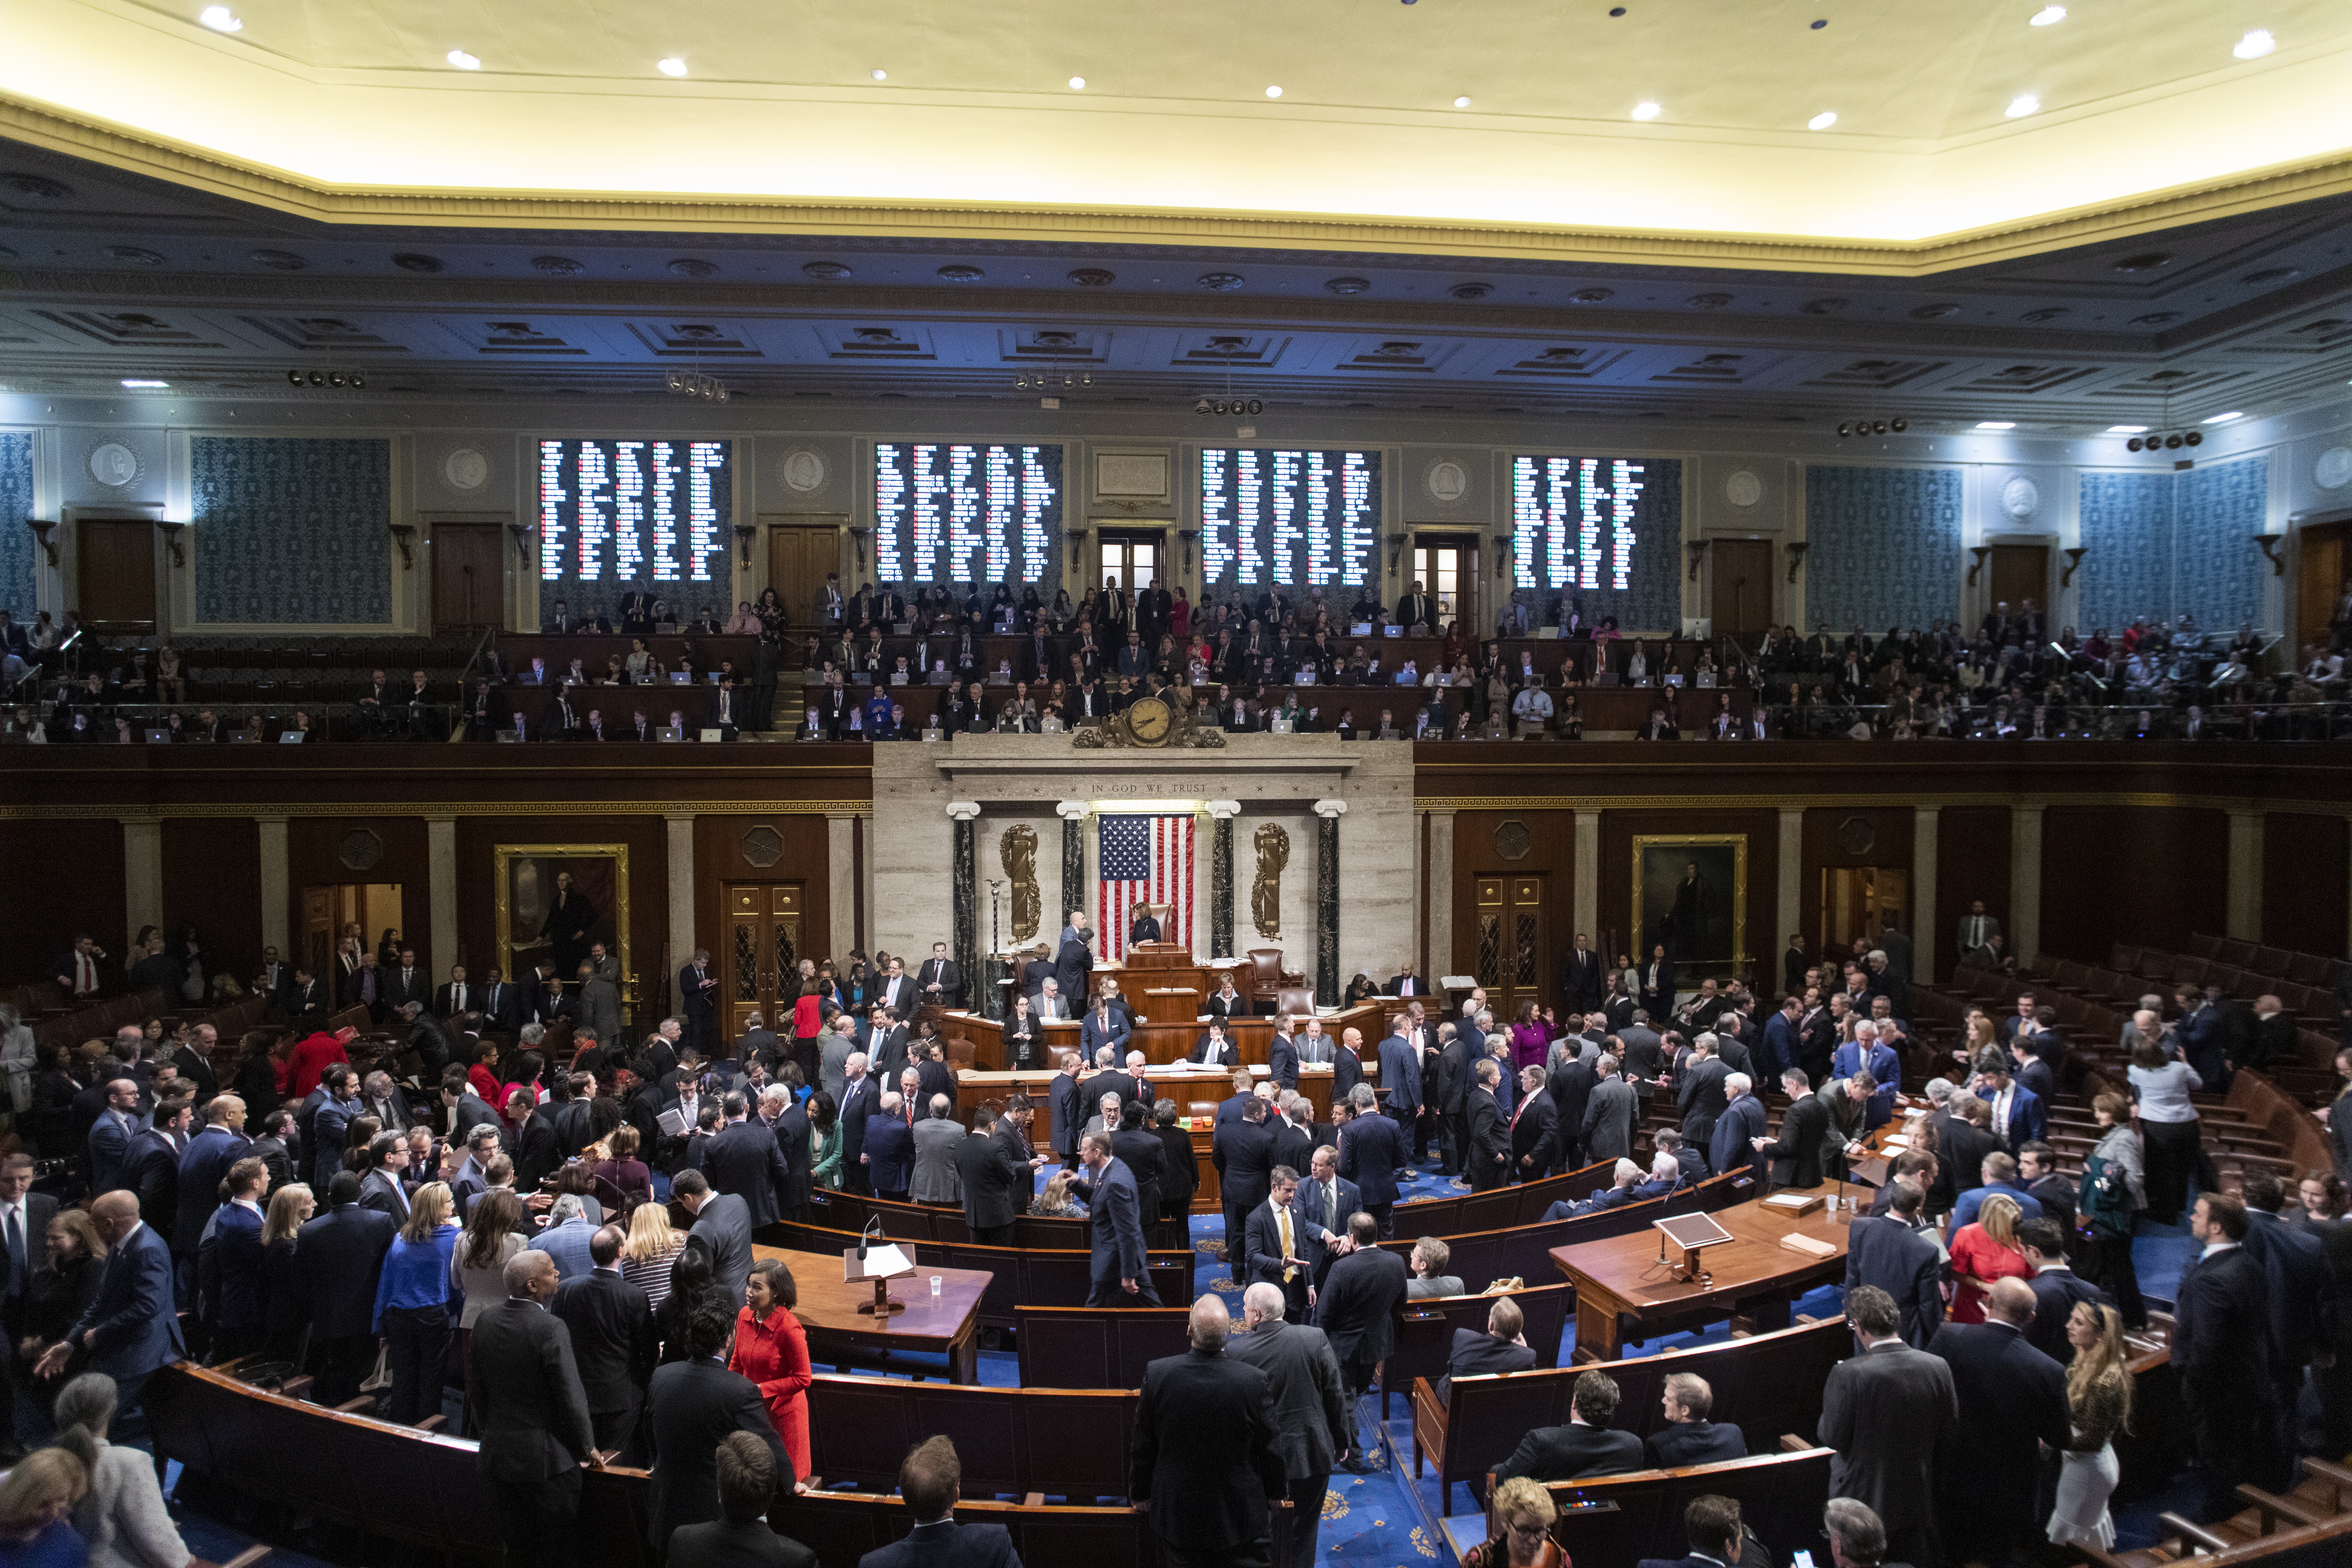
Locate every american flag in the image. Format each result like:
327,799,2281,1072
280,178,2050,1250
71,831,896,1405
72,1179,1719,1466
1099,814,1194,962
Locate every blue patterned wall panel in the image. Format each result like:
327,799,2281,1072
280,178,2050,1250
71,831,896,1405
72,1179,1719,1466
192,438,391,625
0,433,33,617
2076,472,2172,634
1803,465,1961,633
2174,456,2268,634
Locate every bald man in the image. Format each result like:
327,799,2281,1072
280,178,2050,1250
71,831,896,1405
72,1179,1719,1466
37,1190,184,1412
472,1250,600,1568
1927,1275,2069,1565
1132,1296,1289,1567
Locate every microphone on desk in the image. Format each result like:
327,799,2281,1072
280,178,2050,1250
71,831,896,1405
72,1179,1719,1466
856,1214,882,1264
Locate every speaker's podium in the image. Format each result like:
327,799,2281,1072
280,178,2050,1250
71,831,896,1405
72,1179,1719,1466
1122,943,1206,1027
846,1241,916,1317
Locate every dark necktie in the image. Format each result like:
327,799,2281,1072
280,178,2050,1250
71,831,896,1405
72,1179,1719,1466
5,1203,25,1297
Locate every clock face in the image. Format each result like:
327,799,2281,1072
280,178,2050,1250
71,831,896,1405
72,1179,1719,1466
1128,696,1172,743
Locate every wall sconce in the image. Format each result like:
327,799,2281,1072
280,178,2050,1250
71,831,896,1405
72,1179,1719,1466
507,522,533,563
2252,534,2284,576
1965,545,1992,587
846,525,870,570
2060,546,2088,588
155,522,186,568
1176,528,1199,575
388,523,416,569
1492,533,1512,580
1783,541,1808,583
734,526,756,566
24,519,58,567
1685,539,1712,582
1067,525,1091,570
1387,531,1409,574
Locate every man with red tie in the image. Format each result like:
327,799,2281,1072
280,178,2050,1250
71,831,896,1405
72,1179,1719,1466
52,934,107,999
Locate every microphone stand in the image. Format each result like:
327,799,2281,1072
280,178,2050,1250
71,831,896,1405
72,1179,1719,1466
854,1214,906,1317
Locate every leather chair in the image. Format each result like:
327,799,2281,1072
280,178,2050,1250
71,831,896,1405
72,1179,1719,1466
1248,947,1303,1006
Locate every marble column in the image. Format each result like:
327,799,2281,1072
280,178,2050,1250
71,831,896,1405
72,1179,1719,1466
1313,800,1346,1002
2010,805,2044,968
1573,811,1600,948
1426,809,1456,978
1207,800,1240,958
121,817,162,951
426,814,458,971
1911,806,1941,986
948,803,981,1016
2226,811,2263,943
825,812,858,960
1777,808,1804,960
256,815,290,959
666,812,698,972
1057,801,1088,938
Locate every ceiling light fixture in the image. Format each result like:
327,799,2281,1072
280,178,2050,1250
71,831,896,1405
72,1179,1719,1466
447,49,480,69
1975,421,2017,430
2202,411,2244,424
1453,95,1472,108
120,379,169,388
870,69,888,81
1631,101,1661,120
1807,110,1837,130
2029,5,2065,25
1265,85,1283,97
2005,94,2040,118
657,57,687,77
1068,76,1085,89
2233,29,2275,59
2106,425,2149,434
198,6,241,33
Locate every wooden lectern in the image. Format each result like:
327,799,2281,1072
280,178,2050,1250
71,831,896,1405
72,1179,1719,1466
846,1245,914,1317
1653,1213,1736,1283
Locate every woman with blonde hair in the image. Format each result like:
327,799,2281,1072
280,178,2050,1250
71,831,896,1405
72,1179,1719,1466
620,1199,688,1309
1947,1191,2033,1324
371,1181,461,1426
261,1182,315,1362
2047,1301,2134,1550
1465,1475,1564,1567
0,1445,89,1563
1031,1170,1086,1218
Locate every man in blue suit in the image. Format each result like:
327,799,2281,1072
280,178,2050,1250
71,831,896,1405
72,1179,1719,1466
1080,997,1131,1060
863,1092,916,1204
1267,1023,1301,1093
1377,1023,1424,1164
1975,1060,2046,1152
86,1077,142,1197
1295,1144,1361,1298
1946,1150,2044,1237
37,1190,184,1414
1830,1020,1903,1133
1069,1132,1157,1305
174,1096,253,1269
1759,995,1802,1087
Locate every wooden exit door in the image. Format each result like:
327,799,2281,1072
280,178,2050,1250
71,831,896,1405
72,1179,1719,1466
301,882,405,982
1470,874,1546,1018
723,882,804,1037
77,518,156,629
1819,867,1906,959
2295,522,2349,657
1987,545,2050,624
430,522,506,632
1707,539,1774,637
766,522,842,628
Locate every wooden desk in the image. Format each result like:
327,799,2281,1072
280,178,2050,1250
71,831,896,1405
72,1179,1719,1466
754,1243,989,1384
944,997,1391,1072
1550,1193,1857,1360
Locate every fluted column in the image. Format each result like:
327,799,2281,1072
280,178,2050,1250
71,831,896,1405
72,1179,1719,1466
2010,805,2044,968
1314,799,1347,1002
2225,811,2263,943
1207,800,1240,958
1057,800,1088,940
948,803,981,1017
1911,806,1940,985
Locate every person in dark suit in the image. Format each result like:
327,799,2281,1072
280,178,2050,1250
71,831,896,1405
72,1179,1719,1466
677,949,720,1059
644,1298,792,1549
1492,1369,1646,1484
1645,1371,1746,1467
292,1172,398,1405
470,1250,600,1568
85,1078,142,1197
1331,1028,1365,1107
1509,1065,1559,1180
1701,1071,1765,1187
1754,1068,1830,1189
1109,1105,1166,1233
1436,1294,1538,1407
703,1098,790,1227
1465,1060,1511,1192
1927,1277,2070,1564
0,1154,59,1439
1580,1055,1638,1164
1560,936,1605,1012
1053,917,1093,1007
1844,1184,1945,1348
1315,1212,1409,1470
836,1060,882,1195
1228,1280,1352,1564
1130,1296,1288,1567
1335,1094,1402,1236
1069,1132,1157,1305
914,943,963,1012
1818,1285,1958,1568
1376,1024,1424,1156
1241,1168,1326,1321
125,1100,189,1241
1633,1495,1754,1568
670,1430,816,1568
2174,1191,2287,1517
551,1223,657,1456
35,1191,184,1413
1187,1021,1240,1070
674,1171,754,1307
853,1435,1012,1568
1265,1027,1301,1094
862,1093,915,1203
1216,1098,1277,1259
953,1109,1025,1246
2018,1218,2112,1364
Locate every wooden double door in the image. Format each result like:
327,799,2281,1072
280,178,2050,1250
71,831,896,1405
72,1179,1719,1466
723,882,805,1037
1470,874,1547,1018
1707,539,1774,637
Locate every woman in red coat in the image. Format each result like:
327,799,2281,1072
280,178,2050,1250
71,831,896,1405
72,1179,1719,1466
727,1257,812,1480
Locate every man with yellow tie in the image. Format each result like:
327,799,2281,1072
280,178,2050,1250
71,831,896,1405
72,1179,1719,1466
1243,1166,1332,1321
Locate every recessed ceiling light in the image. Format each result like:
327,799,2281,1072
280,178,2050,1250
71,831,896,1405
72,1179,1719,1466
2106,425,2150,434
1630,101,1662,120
1453,95,1472,108
198,6,241,32
870,68,888,81
121,379,169,388
2233,29,2275,59
447,49,480,69
1975,421,2017,430
2029,6,2066,26
2202,411,2244,424
2005,94,2040,118
1808,110,1837,130
1265,85,1283,98
657,57,687,77
1068,76,1085,90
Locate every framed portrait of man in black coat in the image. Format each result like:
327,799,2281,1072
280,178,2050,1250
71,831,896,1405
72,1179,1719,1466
1633,834,1746,981
496,845,629,1002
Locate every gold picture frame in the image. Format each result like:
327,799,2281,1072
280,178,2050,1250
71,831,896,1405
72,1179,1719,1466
1631,833,1748,981
493,843,630,991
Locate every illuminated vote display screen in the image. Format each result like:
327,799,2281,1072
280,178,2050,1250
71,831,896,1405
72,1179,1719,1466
1199,448,1382,588
872,442,1063,583
536,439,730,587
1509,455,1651,590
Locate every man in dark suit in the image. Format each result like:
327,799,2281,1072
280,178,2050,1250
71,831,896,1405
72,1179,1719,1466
1492,1368,1646,1484
1819,1285,1957,1568
1188,1020,1240,1069
1335,1094,1402,1236
0,1154,59,1441
2174,1191,2287,1517
550,1224,657,1456
433,964,477,1021
862,1093,915,1204
1645,1371,1746,1468
1753,1068,1830,1189
1845,1183,1945,1348
1053,915,1093,1006
383,948,430,1015
1069,1132,1157,1306
914,942,963,1011
1293,1145,1359,1298
677,948,720,1059
1266,1026,1301,1094
1376,1023,1425,1160
1315,1212,1409,1470
1108,1104,1165,1232
36,1191,184,1414
1331,1027,1366,1106
125,1097,189,1242
837,1058,882,1195
1241,1167,1326,1321
1215,1097,1277,1259
293,1171,398,1405
1928,1278,2070,1564
2241,1171,2330,1468
1132,1296,1288,1562
1675,1035,1732,1153
644,1298,792,1549
173,1096,252,1268
471,1250,600,1568
1560,934,1605,1012
2018,1218,2112,1363
954,1109,1025,1246
1465,1060,1511,1192
702,1096,790,1226
1436,1293,1538,1407
1227,1280,1351,1564
673,1170,754,1307
668,1431,816,1568
853,1436,1012,1568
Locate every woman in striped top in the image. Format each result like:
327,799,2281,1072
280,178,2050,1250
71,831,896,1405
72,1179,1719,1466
619,1200,687,1310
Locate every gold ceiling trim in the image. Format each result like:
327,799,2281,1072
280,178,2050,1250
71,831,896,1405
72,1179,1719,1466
6,96,2351,278
0,800,873,820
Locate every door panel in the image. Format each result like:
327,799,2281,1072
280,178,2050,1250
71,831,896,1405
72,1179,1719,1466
77,519,156,626
1987,545,2050,622
767,525,840,628
1471,874,1547,1018
2296,524,2347,657
1707,539,1774,637
1413,532,1479,628
724,882,804,1038
430,522,505,631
